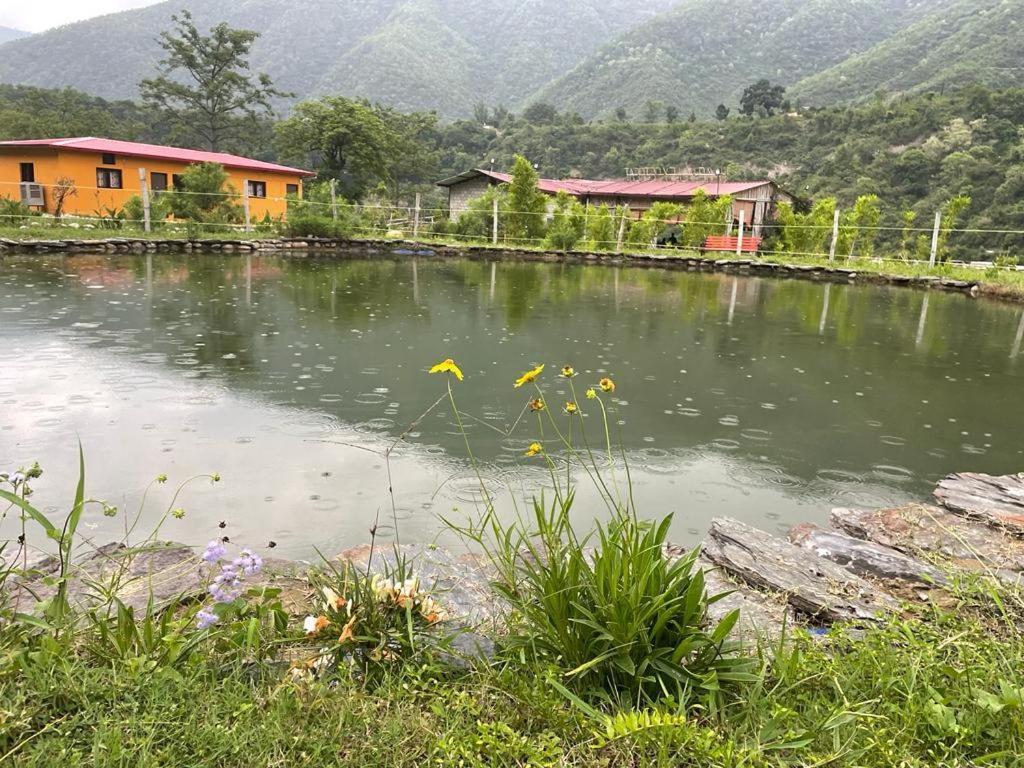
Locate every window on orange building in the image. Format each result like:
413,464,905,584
96,168,122,189
151,172,168,192
101,153,116,165
286,184,299,197
247,180,267,198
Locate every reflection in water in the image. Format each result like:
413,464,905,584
2,252,1023,558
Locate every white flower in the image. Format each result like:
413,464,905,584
302,615,318,634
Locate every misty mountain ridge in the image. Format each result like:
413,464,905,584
0,0,1019,119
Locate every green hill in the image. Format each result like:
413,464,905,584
790,0,1024,106
534,0,956,119
0,0,675,117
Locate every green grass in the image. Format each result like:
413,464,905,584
1,595,1021,766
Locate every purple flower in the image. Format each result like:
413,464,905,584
196,609,218,629
234,550,262,577
202,539,227,564
209,562,241,603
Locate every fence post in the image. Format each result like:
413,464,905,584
735,210,745,256
413,192,421,239
615,207,627,254
827,207,840,262
928,210,941,267
138,167,151,233
492,196,499,245
330,179,338,222
242,180,252,232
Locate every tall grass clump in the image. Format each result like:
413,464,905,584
430,359,753,711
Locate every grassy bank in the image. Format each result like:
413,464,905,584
2,592,1021,767
5,222,1024,301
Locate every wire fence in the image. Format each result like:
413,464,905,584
2,180,1023,270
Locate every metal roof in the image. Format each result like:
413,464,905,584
436,168,775,199
0,137,316,177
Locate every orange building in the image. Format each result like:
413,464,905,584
0,137,315,221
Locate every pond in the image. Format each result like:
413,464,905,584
2,251,1024,559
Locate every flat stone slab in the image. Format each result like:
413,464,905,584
831,504,1024,578
789,522,947,587
10,541,308,617
697,555,792,644
934,472,1024,536
702,517,900,623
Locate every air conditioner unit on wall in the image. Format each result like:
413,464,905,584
19,182,44,207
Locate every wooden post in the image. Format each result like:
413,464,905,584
492,196,499,245
615,207,628,254
330,179,338,222
413,192,421,239
735,209,745,256
827,207,840,262
243,180,252,232
138,167,151,233
583,200,591,242
928,210,941,267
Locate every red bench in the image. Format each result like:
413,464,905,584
703,235,762,254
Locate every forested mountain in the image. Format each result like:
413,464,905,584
536,0,951,118
789,0,1024,107
0,0,676,117
0,26,29,45
0,0,1020,118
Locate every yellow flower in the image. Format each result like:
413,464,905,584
525,442,543,457
528,398,546,412
514,364,544,388
429,358,464,381
564,401,578,415
599,377,616,393
560,364,576,378
585,388,596,400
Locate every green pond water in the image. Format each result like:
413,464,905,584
2,251,1023,559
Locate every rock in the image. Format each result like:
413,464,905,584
698,556,792,645
934,472,1024,536
702,517,900,623
789,522,947,586
831,504,1024,576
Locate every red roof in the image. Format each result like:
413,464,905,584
0,137,316,177
441,168,772,199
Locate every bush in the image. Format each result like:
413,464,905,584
0,194,37,226
545,190,585,252
123,193,173,230
282,211,351,238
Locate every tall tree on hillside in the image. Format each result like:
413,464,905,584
139,12,288,152
738,80,786,118
715,104,730,121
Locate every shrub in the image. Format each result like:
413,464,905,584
0,195,36,226
545,190,585,252
123,193,173,230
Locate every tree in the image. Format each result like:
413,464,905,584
472,103,490,125
275,97,396,199
937,194,971,261
739,80,786,117
545,191,586,251
614,106,628,122
627,202,683,248
51,177,77,220
644,100,664,123
139,12,288,153
505,155,548,245
680,190,732,248
522,102,558,125
665,106,680,123
588,203,616,250
457,184,507,241
715,104,731,121
165,162,242,224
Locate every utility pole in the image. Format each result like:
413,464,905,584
413,192,421,239
138,167,151,233
242,180,252,232
492,196,499,245
827,208,840,262
735,209,745,256
928,210,941,267
330,179,338,222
